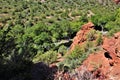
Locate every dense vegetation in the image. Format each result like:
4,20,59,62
0,0,120,80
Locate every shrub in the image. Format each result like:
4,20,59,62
57,45,89,70
104,21,118,31
70,66,94,80
86,30,96,41
83,41,94,52
66,45,85,60
47,18,55,23
33,50,57,65
96,33,103,46
58,45,67,56
71,11,80,17
108,28,120,36
55,66,95,80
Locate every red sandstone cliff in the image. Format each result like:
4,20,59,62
53,22,120,80
70,22,120,79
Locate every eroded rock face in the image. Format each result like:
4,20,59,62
80,32,120,79
70,22,94,51
69,22,120,79
54,22,120,80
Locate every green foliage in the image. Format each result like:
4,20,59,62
108,28,120,36
33,50,57,65
116,8,120,19
57,45,90,70
0,0,119,28
57,38,101,71
58,45,67,56
67,46,85,60
0,0,120,79
24,22,54,53
96,33,103,46
83,41,94,52
104,8,120,36
105,21,119,31
70,21,84,33
91,13,115,26
86,30,96,41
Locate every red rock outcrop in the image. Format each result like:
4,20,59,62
69,22,120,79
79,32,120,79
54,22,120,80
70,22,94,51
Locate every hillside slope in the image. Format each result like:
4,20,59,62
55,22,120,80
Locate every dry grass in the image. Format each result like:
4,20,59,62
54,66,98,80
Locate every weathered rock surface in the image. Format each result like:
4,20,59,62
54,22,120,80
78,31,120,79
70,22,94,51
68,21,120,79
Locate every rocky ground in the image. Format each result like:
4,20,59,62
50,21,120,80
